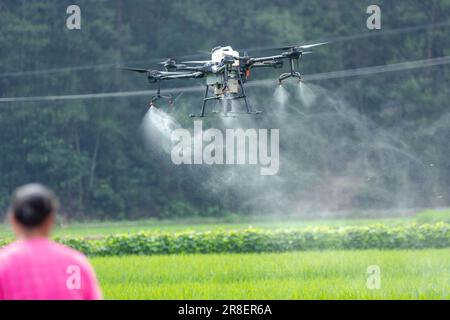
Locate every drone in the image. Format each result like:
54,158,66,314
123,42,328,117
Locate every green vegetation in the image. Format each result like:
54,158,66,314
416,209,450,224
0,215,416,238
1,1,450,219
2,223,447,255
1,216,448,299
92,249,450,299
3,210,447,238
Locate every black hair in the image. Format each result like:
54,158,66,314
10,183,58,228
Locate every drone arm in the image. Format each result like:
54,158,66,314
217,65,228,73
250,61,284,69
250,54,286,63
172,66,201,72
158,71,200,75
162,71,204,80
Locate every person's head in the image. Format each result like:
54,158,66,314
8,183,59,239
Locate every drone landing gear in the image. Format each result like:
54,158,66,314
148,96,173,108
278,58,304,84
148,80,173,108
189,79,262,118
278,72,303,84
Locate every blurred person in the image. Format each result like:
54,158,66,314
0,183,102,300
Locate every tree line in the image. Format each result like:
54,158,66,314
0,0,449,220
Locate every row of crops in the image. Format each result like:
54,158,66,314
1,223,447,256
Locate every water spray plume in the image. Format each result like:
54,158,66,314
273,85,289,108
298,82,318,108
140,106,181,153
194,77,443,216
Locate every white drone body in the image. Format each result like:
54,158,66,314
208,46,240,95
211,46,239,65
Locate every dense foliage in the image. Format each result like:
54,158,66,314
1,223,447,255
1,1,450,219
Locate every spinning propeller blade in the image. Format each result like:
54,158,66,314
299,42,329,49
158,58,177,65
261,41,328,51
181,60,212,64
121,67,149,73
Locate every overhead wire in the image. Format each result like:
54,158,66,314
1,55,449,103
1,20,449,78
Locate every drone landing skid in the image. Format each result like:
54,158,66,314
278,72,303,84
193,83,262,118
149,94,173,107
278,57,304,84
148,80,174,108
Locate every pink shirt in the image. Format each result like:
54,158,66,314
0,237,102,300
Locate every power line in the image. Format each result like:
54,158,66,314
244,20,450,52
1,20,449,78
1,56,449,104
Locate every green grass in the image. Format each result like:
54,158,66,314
416,209,450,224
0,216,417,239
92,249,450,299
3,208,448,239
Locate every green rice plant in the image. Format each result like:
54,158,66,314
91,249,450,299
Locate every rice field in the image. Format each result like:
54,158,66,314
92,249,450,300
2,210,448,299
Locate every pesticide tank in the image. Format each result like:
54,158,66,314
208,46,241,95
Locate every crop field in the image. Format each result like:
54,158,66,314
0,215,419,239
1,210,449,299
92,250,449,299
1,209,447,239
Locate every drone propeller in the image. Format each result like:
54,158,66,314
262,41,329,51
121,67,149,73
181,60,212,64
299,42,329,49
158,58,177,65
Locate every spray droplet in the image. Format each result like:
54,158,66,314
298,82,317,108
140,107,181,153
274,85,289,108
